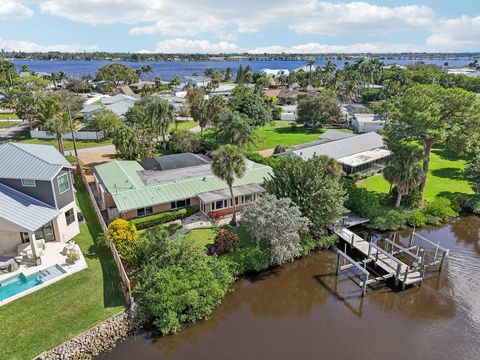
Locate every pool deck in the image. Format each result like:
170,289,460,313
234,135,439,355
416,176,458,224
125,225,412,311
0,242,88,306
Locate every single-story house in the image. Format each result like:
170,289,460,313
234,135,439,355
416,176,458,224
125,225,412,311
130,81,156,91
259,69,290,78
351,113,385,133
279,105,298,121
93,153,272,221
284,130,391,174
113,85,136,97
80,94,139,119
184,76,212,88
292,64,318,73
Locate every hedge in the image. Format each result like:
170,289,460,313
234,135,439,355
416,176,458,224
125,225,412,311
130,206,198,230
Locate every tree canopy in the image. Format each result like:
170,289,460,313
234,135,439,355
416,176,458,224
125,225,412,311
95,64,139,86
297,90,341,127
228,90,272,127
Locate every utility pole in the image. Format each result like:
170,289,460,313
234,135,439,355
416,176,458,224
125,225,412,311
67,103,79,168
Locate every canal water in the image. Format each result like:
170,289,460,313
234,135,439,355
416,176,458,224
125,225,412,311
100,216,480,360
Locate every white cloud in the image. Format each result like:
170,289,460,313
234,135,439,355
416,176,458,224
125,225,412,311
427,16,480,50
155,39,241,53
0,38,98,52
0,0,33,20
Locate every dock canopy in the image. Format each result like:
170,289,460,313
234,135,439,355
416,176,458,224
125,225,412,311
197,184,265,203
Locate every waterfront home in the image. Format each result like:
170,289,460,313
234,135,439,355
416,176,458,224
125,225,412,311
184,75,212,88
93,153,271,221
260,69,290,78
0,142,80,257
292,64,318,73
282,130,391,174
351,113,386,133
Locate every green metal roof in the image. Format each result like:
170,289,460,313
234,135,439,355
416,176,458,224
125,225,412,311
95,159,272,212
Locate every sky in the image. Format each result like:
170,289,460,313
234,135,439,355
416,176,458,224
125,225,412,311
0,0,480,54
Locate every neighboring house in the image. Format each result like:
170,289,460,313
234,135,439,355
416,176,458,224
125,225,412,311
292,64,318,73
277,88,300,104
113,85,136,97
80,94,139,119
184,76,212,88
340,103,373,127
351,113,386,133
208,83,237,98
260,69,290,78
283,131,390,174
93,153,272,221
130,81,156,91
0,143,80,255
447,68,480,77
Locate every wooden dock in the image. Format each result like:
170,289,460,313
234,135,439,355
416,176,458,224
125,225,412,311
334,228,423,287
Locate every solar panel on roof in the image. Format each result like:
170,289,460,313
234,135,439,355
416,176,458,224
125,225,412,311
140,153,211,171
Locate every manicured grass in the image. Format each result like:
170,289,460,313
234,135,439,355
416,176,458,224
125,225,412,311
185,226,252,249
251,121,326,151
0,120,21,128
170,121,197,132
11,130,113,151
0,176,125,360
360,147,473,201
0,112,18,120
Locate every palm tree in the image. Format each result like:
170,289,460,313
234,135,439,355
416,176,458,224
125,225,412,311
43,113,71,154
211,144,246,226
113,125,143,160
223,67,233,81
217,110,254,148
190,99,209,134
207,96,226,127
37,94,62,129
383,145,423,208
322,61,337,88
307,59,316,73
145,97,175,151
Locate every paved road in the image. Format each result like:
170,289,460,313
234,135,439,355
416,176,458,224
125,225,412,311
64,144,116,156
0,121,29,141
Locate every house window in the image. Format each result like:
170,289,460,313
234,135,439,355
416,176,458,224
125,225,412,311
21,179,36,187
214,200,224,210
65,208,75,225
170,198,191,210
20,232,30,243
57,173,70,194
137,207,153,217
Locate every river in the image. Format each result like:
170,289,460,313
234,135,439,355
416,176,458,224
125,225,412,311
11,58,473,81
100,216,480,360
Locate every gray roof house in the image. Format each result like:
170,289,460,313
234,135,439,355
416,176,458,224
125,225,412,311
286,131,391,175
0,142,80,258
80,94,139,119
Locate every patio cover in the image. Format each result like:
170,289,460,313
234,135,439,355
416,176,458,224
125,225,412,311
0,183,59,232
197,183,265,203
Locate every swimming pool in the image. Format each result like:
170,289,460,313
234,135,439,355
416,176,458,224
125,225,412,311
0,265,66,302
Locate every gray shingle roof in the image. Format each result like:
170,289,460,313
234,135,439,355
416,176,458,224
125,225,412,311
292,132,386,161
0,142,73,181
0,183,60,232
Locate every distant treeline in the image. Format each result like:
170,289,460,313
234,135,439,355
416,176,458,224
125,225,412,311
0,51,479,62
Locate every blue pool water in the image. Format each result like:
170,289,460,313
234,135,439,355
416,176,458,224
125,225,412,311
0,265,66,302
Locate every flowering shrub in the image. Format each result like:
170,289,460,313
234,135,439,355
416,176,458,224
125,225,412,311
209,210,225,228
209,228,240,255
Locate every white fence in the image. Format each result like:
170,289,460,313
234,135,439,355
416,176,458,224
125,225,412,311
30,129,105,140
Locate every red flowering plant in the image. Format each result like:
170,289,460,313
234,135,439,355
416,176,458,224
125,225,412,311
209,210,224,228
208,228,240,255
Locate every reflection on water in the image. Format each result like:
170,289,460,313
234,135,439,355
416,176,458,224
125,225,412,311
100,216,480,360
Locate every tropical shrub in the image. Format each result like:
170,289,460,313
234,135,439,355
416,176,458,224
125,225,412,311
242,194,310,266
130,206,197,230
135,230,233,334
168,130,203,153
300,234,338,254
422,198,459,224
209,229,240,255
223,245,271,276
107,219,138,257
407,209,427,227
368,209,409,231
456,194,480,215
273,144,287,155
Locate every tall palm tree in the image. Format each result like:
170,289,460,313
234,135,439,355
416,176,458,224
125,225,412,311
206,96,226,127
217,110,254,148
322,61,337,88
211,144,246,226
383,145,423,208
145,97,175,151
307,59,316,73
43,113,72,154
190,99,209,134
113,125,143,160
224,67,233,81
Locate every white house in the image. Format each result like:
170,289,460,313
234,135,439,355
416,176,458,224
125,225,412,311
184,76,212,87
351,113,385,133
259,69,290,78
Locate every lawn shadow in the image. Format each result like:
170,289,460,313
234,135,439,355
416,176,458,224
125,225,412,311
431,147,463,161
431,167,465,180
271,125,324,136
75,175,126,309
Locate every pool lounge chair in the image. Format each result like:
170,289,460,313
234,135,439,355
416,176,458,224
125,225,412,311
17,239,46,257
0,256,19,273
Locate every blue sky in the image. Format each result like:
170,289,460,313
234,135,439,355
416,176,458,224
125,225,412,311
0,1,479,53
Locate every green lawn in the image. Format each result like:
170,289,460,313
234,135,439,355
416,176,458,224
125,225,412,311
0,120,21,128
251,121,335,151
185,226,252,249
170,121,197,132
11,130,113,151
0,112,18,120
0,176,125,360
360,147,473,201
